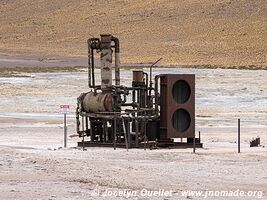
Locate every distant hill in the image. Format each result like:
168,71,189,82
0,0,266,67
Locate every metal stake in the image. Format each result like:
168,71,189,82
240,119,242,153
64,113,67,148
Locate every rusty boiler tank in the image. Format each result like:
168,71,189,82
79,92,113,113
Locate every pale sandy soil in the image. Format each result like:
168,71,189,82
0,67,266,199
0,145,266,200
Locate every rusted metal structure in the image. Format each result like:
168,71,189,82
160,74,195,139
76,34,202,149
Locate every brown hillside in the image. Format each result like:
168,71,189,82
0,0,266,67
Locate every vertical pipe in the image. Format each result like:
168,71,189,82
103,120,107,143
154,75,160,114
137,89,141,108
135,119,139,148
115,52,120,86
91,49,95,88
114,116,117,150
64,113,67,148
238,118,240,153
87,39,91,88
82,116,85,151
143,72,148,88
132,90,136,104
144,119,147,150
90,121,93,142
100,48,112,89
122,118,129,151
85,117,88,135
193,132,196,153
100,35,113,90
112,37,120,86
127,119,131,148
87,39,96,89
100,122,103,142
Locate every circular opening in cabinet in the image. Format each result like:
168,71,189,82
172,109,191,132
172,80,191,104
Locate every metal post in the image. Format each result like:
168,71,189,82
238,118,240,153
64,113,67,148
135,120,139,148
82,116,85,151
113,116,117,150
85,117,89,133
193,133,196,153
122,118,129,151
103,120,107,143
199,131,201,143
127,119,131,148
90,121,93,142
144,119,148,151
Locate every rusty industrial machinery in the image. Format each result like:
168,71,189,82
76,34,202,149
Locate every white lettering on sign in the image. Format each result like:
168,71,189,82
60,105,70,114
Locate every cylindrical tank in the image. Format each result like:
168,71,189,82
82,92,113,113
133,70,144,82
100,34,113,89
101,48,112,89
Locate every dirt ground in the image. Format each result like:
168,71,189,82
0,67,266,199
0,145,266,200
0,0,266,67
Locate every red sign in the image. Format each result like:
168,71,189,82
60,105,70,114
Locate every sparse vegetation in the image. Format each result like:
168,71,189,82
0,0,266,68
0,66,85,77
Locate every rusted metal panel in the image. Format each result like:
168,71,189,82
160,74,195,138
